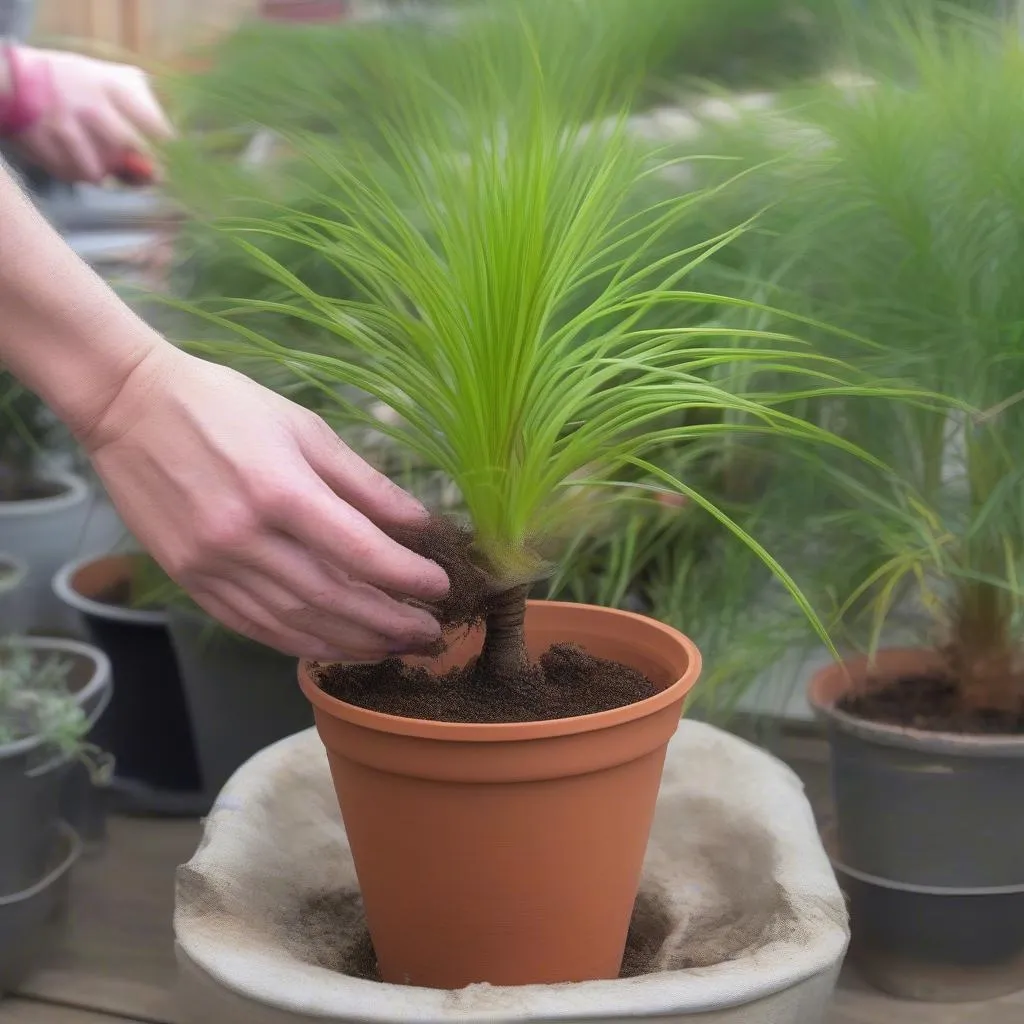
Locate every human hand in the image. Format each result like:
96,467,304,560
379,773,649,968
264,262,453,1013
0,45,172,184
81,345,449,662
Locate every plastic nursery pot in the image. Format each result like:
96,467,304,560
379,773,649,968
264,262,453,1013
810,649,1024,1002
53,553,203,810
0,637,110,894
0,470,91,634
298,600,702,990
167,605,312,798
0,821,81,996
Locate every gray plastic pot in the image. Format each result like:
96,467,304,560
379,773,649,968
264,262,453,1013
0,471,92,634
0,821,81,995
0,638,111,895
810,648,1024,1002
167,605,312,798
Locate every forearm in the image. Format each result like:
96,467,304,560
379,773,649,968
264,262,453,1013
0,163,163,435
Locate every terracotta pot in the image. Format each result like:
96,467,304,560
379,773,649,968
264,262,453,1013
298,600,701,989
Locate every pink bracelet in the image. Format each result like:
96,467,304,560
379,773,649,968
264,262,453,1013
0,43,55,136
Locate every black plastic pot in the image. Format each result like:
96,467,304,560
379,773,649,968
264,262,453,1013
0,639,110,894
811,648,1024,1002
167,605,311,798
53,554,203,812
0,822,80,995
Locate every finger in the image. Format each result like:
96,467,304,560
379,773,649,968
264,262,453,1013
54,116,106,183
219,565,402,661
110,73,174,141
299,417,431,527
190,580,354,662
271,473,450,603
260,444,449,601
238,532,441,645
79,103,146,171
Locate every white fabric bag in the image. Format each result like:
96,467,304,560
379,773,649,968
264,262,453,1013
175,721,849,1024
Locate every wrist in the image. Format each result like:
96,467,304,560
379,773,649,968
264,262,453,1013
73,338,188,453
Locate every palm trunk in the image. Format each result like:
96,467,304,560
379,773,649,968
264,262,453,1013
478,584,530,680
948,580,1019,712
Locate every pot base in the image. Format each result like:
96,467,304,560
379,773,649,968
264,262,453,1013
830,853,1024,1003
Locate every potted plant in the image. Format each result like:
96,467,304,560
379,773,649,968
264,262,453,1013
51,551,203,813
0,637,111,993
680,9,1024,1001
170,0,906,991
0,376,94,634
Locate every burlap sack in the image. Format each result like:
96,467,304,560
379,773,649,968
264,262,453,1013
175,721,848,1023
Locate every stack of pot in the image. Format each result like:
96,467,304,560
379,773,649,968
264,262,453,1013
0,637,111,994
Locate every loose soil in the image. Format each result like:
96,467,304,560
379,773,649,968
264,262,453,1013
839,674,1024,735
295,889,675,982
0,478,65,503
387,515,499,631
89,579,163,612
328,514,657,722
315,644,657,723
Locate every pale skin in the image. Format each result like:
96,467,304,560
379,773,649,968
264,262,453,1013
0,166,449,661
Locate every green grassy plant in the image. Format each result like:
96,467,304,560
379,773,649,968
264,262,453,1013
168,0,921,682
672,7,1024,713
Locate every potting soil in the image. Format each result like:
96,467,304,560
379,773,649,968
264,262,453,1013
840,674,1024,734
314,645,656,723
325,515,657,722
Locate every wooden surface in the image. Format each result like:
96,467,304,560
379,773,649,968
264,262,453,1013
9,816,201,1024
3,762,1023,1024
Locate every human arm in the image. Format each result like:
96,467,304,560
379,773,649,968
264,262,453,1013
0,166,448,660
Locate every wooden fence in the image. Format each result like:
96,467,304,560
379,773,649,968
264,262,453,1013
30,0,262,67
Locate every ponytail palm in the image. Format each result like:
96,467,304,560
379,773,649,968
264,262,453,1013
174,0,895,678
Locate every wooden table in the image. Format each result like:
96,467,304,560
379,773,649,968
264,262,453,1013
5,799,1024,1023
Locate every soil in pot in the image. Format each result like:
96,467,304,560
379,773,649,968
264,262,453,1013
0,472,65,504
839,674,1024,735
318,648,655,724
322,517,657,723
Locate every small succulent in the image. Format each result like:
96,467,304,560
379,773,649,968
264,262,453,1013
0,642,112,782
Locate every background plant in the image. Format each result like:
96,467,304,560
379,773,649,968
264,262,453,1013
0,375,73,500
0,643,111,779
668,5,1024,711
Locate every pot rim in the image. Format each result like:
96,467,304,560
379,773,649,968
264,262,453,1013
0,469,89,517
0,636,113,760
808,647,1024,758
0,821,82,906
52,552,168,627
299,600,701,743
